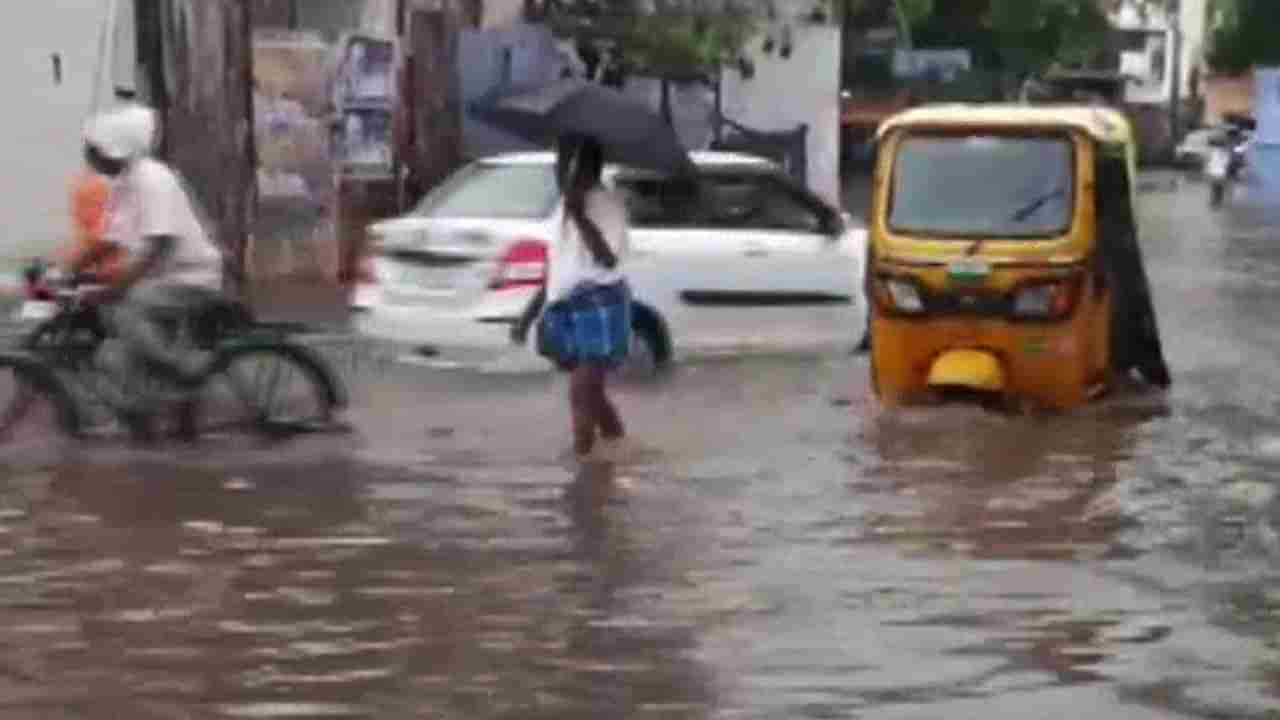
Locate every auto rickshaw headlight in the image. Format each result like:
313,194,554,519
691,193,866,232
884,278,924,313
1012,281,1074,319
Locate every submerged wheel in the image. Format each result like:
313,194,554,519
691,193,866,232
193,343,337,441
616,320,661,382
0,357,81,445
615,308,671,383
23,308,105,361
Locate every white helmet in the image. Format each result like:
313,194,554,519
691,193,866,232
83,102,158,161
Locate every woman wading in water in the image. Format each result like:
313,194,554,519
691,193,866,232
514,134,633,463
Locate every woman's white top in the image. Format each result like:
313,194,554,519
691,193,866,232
545,187,629,303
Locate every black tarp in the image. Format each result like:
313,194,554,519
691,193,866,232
709,113,809,188
1095,145,1172,387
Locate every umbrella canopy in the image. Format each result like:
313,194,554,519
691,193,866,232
468,78,696,178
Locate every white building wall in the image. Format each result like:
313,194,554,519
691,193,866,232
1110,0,1209,104
721,21,842,208
1179,0,1208,97
0,0,125,265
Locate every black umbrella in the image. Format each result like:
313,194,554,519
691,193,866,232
467,78,696,177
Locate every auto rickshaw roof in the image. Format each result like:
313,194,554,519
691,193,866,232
876,103,1133,145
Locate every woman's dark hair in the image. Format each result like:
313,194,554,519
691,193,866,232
556,133,605,191
556,133,616,269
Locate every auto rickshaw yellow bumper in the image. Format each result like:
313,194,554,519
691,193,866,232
869,308,1109,411
926,349,1005,393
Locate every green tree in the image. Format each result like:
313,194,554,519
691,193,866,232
535,0,767,84
1204,0,1280,74
542,0,936,89
986,0,1112,75
887,0,1120,77
534,0,810,124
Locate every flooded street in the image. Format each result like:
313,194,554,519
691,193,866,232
2,173,1280,718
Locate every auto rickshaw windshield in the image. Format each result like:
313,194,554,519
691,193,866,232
887,132,1076,238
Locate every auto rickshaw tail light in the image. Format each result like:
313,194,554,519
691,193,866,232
1012,279,1078,320
1053,282,1075,316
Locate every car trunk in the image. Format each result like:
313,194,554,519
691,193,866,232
371,217,548,312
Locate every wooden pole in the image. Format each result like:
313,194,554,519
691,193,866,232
713,70,723,144
136,0,257,297
409,8,463,191
660,79,673,125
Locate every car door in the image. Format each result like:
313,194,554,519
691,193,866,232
695,170,862,349
613,172,764,352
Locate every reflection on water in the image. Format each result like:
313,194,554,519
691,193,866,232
0,457,718,718
1,352,1277,718
0,352,1277,718
857,392,1168,562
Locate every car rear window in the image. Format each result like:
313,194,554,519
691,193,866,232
888,133,1075,238
413,162,559,219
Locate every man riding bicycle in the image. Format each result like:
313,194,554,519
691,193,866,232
73,103,225,397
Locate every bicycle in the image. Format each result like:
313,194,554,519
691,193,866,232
0,279,347,446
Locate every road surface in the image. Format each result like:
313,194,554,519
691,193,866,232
0,173,1278,719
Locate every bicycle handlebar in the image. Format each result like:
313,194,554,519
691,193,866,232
49,284,107,311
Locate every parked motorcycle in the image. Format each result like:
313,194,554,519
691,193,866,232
1207,120,1253,209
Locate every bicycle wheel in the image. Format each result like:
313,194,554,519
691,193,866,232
193,343,337,440
23,306,105,360
0,356,82,445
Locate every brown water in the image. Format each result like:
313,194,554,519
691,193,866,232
0,174,1278,719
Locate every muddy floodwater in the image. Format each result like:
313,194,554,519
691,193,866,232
1,174,1279,719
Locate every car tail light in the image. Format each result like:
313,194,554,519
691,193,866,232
1011,279,1079,320
490,239,547,290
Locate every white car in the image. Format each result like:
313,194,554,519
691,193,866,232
353,151,869,373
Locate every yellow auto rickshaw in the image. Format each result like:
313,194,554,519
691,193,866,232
867,104,1171,410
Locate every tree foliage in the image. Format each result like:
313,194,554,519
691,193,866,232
1205,0,1280,75
840,0,932,24
987,0,1113,74
900,0,1117,77
533,0,772,84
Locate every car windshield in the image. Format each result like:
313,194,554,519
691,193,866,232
413,162,559,219
888,134,1075,238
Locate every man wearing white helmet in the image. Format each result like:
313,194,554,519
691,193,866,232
76,102,224,391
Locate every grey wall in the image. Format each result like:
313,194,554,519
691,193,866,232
0,0,116,268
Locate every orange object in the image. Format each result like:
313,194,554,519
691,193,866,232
59,170,126,282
